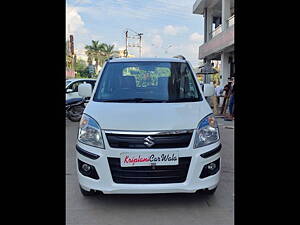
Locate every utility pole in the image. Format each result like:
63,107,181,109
124,29,143,57
138,33,143,57
125,30,128,58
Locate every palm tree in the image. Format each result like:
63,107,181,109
85,40,103,73
85,41,119,72
85,49,93,66
101,44,118,61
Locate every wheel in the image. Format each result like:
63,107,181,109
67,105,85,122
80,186,95,196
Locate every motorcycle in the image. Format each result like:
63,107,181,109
66,97,88,122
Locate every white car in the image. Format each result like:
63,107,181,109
75,57,221,196
66,78,96,101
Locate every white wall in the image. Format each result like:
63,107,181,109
220,52,230,86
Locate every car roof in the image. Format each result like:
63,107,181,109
108,57,186,63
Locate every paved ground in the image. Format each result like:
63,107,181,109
66,118,234,225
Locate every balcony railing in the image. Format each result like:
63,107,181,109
227,15,235,27
209,15,234,40
210,25,222,39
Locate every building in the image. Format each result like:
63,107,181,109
75,49,88,61
66,35,76,79
193,0,234,86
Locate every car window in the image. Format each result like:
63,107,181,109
70,81,84,92
93,62,201,102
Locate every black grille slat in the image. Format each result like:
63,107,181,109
111,169,187,177
106,133,193,149
112,175,183,179
108,157,191,184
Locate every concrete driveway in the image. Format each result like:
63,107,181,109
66,118,234,225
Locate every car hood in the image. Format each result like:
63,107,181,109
84,101,212,131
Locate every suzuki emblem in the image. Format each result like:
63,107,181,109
144,136,155,147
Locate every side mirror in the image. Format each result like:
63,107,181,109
203,83,215,97
66,89,73,93
78,83,92,98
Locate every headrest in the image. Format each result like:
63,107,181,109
120,76,136,89
158,77,169,88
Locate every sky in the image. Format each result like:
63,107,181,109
66,0,205,66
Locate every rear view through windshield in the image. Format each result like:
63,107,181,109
93,61,202,103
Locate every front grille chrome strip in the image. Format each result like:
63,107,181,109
103,129,194,136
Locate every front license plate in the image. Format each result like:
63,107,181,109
120,152,179,167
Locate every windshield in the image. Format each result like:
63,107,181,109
93,61,202,103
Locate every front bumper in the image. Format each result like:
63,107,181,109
76,135,221,194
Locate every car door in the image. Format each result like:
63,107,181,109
66,80,85,100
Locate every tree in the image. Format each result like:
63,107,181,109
75,59,86,71
74,59,89,78
101,43,118,62
85,40,103,73
84,41,118,71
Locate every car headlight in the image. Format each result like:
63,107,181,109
194,114,220,148
78,114,104,148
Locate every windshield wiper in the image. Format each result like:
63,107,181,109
102,98,167,103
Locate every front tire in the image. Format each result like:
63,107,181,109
67,105,85,122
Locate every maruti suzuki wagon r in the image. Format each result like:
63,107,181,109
75,56,221,196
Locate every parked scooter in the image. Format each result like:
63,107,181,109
66,97,88,122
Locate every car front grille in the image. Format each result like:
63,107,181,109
107,157,191,184
105,131,193,149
